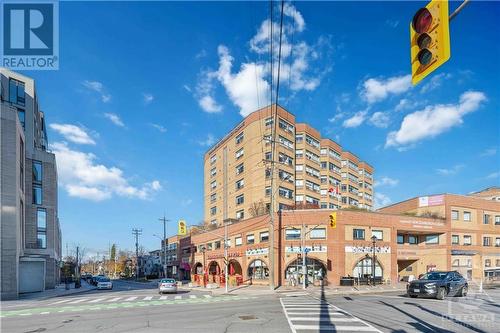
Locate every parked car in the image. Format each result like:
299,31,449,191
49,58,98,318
96,277,113,290
158,278,177,294
407,271,468,300
91,275,104,286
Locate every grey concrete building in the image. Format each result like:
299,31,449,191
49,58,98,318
1,68,62,300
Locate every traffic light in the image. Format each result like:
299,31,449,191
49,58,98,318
329,212,337,229
178,220,187,236
410,0,450,85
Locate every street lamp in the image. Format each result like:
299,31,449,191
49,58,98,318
201,246,207,288
153,234,165,278
371,235,377,285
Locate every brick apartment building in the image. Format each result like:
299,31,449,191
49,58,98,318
204,105,374,227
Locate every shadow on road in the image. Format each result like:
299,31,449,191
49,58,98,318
319,281,335,333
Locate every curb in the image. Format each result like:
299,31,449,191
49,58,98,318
19,286,96,301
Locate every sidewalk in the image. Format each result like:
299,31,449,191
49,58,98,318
18,280,95,301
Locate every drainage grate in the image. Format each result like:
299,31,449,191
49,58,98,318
239,315,257,320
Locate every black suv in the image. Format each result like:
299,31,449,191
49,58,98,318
407,271,468,300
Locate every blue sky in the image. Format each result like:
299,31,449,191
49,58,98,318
21,1,499,258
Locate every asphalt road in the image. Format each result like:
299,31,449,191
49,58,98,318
1,282,498,333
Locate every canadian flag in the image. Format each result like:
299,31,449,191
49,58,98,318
328,185,340,195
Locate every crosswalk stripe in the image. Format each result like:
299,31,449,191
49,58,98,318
105,297,122,302
288,317,360,322
292,325,378,331
189,295,197,299
143,296,153,301
203,295,212,298
159,296,168,300
175,296,182,300
67,298,88,304
124,297,137,301
49,299,72,305
286,312,345,316
88,298,106,303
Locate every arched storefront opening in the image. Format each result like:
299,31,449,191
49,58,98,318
208,261,220,275
285,257,326,286
193,262,203,275
247,259,269,280
228,260,242,276
353,256,383,279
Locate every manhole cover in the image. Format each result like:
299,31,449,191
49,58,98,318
239,315,257,320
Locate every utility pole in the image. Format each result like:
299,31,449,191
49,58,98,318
302,222,307,290
132,228,142,281
224,220,229,293
159,215,169,278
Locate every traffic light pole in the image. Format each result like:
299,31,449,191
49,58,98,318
449,0,470,22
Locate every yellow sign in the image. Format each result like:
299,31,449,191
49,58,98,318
410,0,451,85
329,212,337,229
178,220,187,236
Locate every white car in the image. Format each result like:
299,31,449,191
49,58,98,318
158,278,177,294
96,277,113,290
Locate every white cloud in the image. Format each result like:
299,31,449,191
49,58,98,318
436,164,465,176
150,123,167,133
480,147,497,157
386,91,487,148
486,171,499,180
195,3,331,117
375,177,399,187
198,134,216,147
104,113,125,127
343,111,367,128
82,80,111,103
361,74,412,104
51,142,161,201
374,192,392,209
49,123,95,145
369,112,390,128
328,106,345,123
420,73,452,94
143,93,154,104
395,98,411,112
195,49,207,59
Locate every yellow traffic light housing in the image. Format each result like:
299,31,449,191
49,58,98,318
410,0,451,85
329,212,337,229
178,220,187,236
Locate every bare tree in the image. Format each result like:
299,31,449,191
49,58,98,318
249,200,267,217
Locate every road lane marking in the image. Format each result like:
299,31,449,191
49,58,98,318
286,312,345,316
189,295,197,299
143,296,153,301
174,296,182,300
292,325,378,331
66,298,88,304
40,312,50,315
49,299,72,305
124,296,137,301
159,296,168,300
203,295,212,298
105,297,122,302
288,317,360,322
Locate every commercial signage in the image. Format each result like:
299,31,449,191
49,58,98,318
207,252,241,260
286,245,327,253
418,195,444,207
245,248,269,256
345,245,391,254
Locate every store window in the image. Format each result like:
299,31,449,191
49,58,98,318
247,260,268,280
285,229,301,240
408,235,418,244
372,230,383,241
353,229,365,240
397,234,404,244
425,235,439,244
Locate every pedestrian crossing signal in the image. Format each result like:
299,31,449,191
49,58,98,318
178,220,187,236
329,212,337,229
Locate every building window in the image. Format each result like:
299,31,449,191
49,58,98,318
210,206,216,216
483,237,491,246
495,237,500,247
397,234,404,244
295,149,303,159
9,79,25,106
285,229,301,240
408,235,418,245
310,228,326,239
226,239,232,248
425,235,439,244
236,194,244,205
485,259,491,267
495,216,500,225
37,233,47,249
235,163,244,175
33,184,42,205
279,118,294,133
210,193,216,203
235,148,244,159
278,187,293,199
17,108,25,129
210,167,217,177
210,155,217,165
207,243,213,251
295,134,303,143
235,179,244,190
248,259,269,280
463,235,472,245
463,211,471,221
246,234,254,245
33,161,43,182
235,236,242,246
451,210,459,220
210,180,217,190
260,231,269,242
36,208,47,249
235,132,244,144
353,229,365,240
215,241,221,249
452,235,459,245
265,117,273,127
484,214,490,224
265,186,271,197
372,230,383,241
236,209,244,220
210,219,217,225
